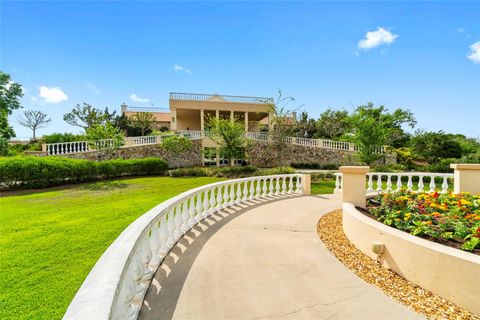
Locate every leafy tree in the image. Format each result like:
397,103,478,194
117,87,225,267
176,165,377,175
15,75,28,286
266,91,299,167
161,135,192,153
349,103,417,165
63,103,109,130
129,112,154,136
410,131,462,164
17,110,52,140
85,122,125,160
315,108,350,140
294,111,317,138
0,71,24,155
207,116,246,166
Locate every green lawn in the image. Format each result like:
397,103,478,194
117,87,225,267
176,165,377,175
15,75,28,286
311,180,336,194
0,176,223,320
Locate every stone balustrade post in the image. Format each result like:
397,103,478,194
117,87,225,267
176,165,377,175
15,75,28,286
450,163,480,194
302,174,311,195
41,143,47,152
339,166,370,208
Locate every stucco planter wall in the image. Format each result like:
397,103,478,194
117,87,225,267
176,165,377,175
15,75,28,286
342,203,480,315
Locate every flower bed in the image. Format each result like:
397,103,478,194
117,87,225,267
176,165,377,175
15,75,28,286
367,190,480,253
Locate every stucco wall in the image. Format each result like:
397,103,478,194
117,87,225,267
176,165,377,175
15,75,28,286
60,140,203,168
342,203,480,315
246,141,396,167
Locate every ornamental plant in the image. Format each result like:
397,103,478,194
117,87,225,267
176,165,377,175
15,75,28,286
368,190,480,252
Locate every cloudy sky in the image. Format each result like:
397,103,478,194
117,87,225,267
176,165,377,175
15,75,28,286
1,1,479,138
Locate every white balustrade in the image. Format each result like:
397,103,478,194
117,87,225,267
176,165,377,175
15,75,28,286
63,174,306,320
44,141,90,155
336,172,454,194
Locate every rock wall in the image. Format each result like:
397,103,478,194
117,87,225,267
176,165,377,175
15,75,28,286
60,140,203,168
245,141,396,168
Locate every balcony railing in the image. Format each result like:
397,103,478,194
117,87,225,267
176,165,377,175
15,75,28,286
122,106,170,113
170,92,274,104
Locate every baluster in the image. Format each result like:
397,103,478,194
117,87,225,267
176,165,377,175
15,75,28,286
174,205,183,238
334,174,341,193
262,178,268,197
216,186,223,210
188,197,196,228
275,177,280,195
376,175,383,192
158,215,169,257
229,183,235,205
386,175,392,191
209,187,216,214
441,176,449,194
429,176,436,193
396,175,403,191
288,176,294,193
181,201,189,233
296,176,302,193
195,193,203,222
268,178,274,196
140,236,153,280
148,219,162,268
367,174,374,192
407,175,413,191
242,181,248,201
223,184,229,208
256,178,261,197
130,253,146,300
281,177,287,194
202,189,210,217
236,182,242,203
249,180,255,200
418,176,425,192
166,209,175,247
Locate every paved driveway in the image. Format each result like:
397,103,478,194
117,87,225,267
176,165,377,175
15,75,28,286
139,195,422,320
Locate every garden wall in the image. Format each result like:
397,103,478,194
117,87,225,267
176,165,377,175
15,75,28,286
246,141,396,168
59,140,203,168
342,203,480,315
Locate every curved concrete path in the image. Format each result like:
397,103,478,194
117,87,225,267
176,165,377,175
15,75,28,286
139,195,423,320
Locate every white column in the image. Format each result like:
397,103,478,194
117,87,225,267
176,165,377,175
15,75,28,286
339,166,370,208
200,109,204,132
450,163,480,194
245,112,248,132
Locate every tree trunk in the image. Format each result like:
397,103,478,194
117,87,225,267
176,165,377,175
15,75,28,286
32,128,36,141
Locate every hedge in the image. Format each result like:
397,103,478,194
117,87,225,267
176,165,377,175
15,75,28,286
0,156,168,190
168,165,295,178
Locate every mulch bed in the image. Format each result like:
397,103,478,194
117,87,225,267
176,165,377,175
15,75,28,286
317,210,479,320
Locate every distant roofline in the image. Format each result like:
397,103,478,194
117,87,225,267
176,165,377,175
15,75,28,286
169,92,274,104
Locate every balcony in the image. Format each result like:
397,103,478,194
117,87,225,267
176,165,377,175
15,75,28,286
170,92,274,104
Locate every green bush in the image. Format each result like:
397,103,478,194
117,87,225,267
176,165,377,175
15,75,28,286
168,167,211,177
0,157,168,190
290,163,338,170
43,132,86,144
160,135,192,153
256,167,296,176
211,165,257,177
371,163,408,173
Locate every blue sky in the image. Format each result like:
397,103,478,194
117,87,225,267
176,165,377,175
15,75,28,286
1,1,479,138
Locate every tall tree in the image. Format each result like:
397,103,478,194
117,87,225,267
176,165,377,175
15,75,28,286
207,116,246,166
129,112,154,136
17,110,52,140
294,111,317,138
349,102,416,165
0,71,24,155
410,131,463,164
63,103,109,130
315,108,350,140
266,91,299,167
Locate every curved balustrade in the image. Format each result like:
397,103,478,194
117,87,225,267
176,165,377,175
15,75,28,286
63,174,306,320
334,172,454,194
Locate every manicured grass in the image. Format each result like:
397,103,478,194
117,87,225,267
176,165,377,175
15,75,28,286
311,180,336,194
0,176,223,320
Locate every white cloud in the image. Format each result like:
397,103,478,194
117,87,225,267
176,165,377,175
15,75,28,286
457,27,465,33
358,27,398,50
467,41,480,64
87,83,100,94
39,86,68,103
130,94,149,103
174,64,191,74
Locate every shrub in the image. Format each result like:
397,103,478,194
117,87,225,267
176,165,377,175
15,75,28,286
43,132,86,144
256,167,295,176
160,135,192,153
290,163,339,170
168,167,211,177
211,165,257,177
371,163,408,173
0,156,168,190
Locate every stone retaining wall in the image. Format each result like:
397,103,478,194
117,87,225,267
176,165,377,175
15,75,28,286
60,140,203,168
246,141,396,167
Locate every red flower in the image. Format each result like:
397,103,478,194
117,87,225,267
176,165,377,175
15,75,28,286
433,191,439,199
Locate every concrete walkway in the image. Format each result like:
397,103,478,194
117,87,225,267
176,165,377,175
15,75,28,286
139,195,422,320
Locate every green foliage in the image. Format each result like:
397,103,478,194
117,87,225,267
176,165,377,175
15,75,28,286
168,167,211,177
85,122,125,150
293,111,317,138
160,135,192,153
207,116,246,166
0,157,168,190
370,163,408,172
43,132,86,144
255,166,295,176
0,71,24,155
290,163,339,170
128,112,154,136
315,108,350,140
63,103,114,130
410,131,462,164
168,165,295,178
